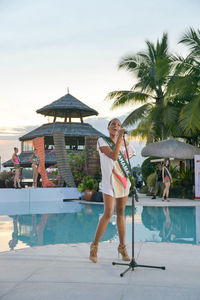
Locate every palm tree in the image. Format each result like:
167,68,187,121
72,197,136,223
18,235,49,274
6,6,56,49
169,28,200,142
107,33,179,141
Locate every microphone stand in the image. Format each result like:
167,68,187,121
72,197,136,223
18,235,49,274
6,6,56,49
112,135,166,277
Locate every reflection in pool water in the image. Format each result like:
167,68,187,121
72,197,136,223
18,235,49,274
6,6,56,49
141,206,199,244
1,203,200,251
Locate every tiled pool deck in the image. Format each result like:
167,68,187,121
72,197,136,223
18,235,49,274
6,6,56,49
0,190,200,300
128,193,200,207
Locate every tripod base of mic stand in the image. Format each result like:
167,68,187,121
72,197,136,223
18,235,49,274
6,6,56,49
112,257,166,277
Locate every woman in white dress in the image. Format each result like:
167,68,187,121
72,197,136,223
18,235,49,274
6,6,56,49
89,118,135,263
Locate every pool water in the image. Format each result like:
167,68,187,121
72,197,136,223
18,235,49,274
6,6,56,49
0,202,200,252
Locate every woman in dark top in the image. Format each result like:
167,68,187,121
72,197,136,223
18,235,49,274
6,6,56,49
162,159,172,202
152,163,163,199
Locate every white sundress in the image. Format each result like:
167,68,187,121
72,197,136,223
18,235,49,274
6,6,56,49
97,137,136,198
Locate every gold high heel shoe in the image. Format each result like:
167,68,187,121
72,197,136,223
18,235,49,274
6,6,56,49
89,242,98,263
118,244,130,261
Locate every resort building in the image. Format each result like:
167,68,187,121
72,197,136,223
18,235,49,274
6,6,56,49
3,91,103,168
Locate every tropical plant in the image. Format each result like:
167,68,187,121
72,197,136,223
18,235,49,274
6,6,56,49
46,165,59,185
168,28,200,142
78,176,98,193
0,171,14,181
68,152,87,186
146,172,156,189
46,152,87,187
106,33,181,142
141,157,156,184
173,168,194,186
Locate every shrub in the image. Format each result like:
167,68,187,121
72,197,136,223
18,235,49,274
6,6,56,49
0,171,14,181
147,172,156,189
78,176,98,193
138,185,148,194
170,185,194,199
173,168,194,187
141,157,156,184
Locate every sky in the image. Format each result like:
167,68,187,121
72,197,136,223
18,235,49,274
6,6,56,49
0,0,199,166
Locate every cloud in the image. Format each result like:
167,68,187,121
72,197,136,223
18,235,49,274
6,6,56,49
0,125,38,140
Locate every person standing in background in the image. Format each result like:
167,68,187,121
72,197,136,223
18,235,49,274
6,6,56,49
152,163,163,199
30,149,40,188
137,172,143,188
12,147,21,189
162,159,172,202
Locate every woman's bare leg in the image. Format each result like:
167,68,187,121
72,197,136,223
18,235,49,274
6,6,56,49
14,171,17,188
32,165,38,187
15,169,21,188
32,167,35,187
116,196,128,245
34,168,38,187
93,193,115,245
166,182,170,199
162,182,167,199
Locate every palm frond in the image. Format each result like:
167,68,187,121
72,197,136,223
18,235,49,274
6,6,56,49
158,33,168,57
106,90,150,109
122,103,152,127
162,104,180,127
180,95,200,134
129,118,154,143
118,55,138,71
179,28,200,56
171,53,197,75
166,74,197,101
146,40,156,63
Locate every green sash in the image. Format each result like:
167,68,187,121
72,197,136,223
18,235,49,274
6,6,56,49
103,137,131,178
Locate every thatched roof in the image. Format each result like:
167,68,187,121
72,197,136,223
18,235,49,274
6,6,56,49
19,122,104,141
141,137,200,159
36,93,98,118
3,151,56,168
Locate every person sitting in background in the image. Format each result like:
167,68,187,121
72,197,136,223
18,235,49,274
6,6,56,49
152,163,163,199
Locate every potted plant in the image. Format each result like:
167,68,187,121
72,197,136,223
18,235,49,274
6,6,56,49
78,176,98,201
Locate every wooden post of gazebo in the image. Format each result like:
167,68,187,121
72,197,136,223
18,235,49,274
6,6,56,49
85,136,100,178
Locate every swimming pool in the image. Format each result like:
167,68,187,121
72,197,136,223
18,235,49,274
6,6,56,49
0,202,199,252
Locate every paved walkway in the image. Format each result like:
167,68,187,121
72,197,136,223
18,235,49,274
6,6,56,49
84,193,200,207
127,193,200,207
0,242,200,300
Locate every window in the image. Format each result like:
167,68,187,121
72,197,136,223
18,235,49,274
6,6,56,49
22,140,33,151
64,137,85,150
78,145,85,150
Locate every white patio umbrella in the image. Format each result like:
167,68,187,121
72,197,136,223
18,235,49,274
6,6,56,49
141,137,200,159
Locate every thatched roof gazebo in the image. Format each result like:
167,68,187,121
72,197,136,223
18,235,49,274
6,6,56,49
3,91,103,170
36,92,98,122
141,137,200,159
19,122,103,142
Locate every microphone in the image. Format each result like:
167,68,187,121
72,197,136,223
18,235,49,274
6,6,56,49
122,128,128,135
